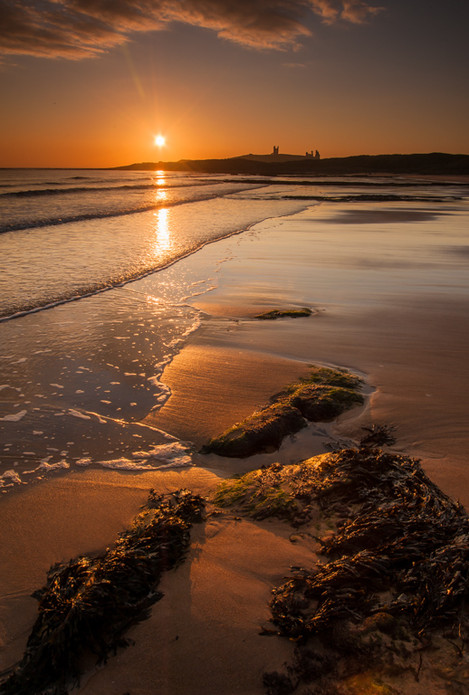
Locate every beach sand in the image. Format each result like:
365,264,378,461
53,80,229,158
147,201,469,505
1,199,468,693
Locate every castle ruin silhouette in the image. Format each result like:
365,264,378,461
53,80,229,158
272,145,320,159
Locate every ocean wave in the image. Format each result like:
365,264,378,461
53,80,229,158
0,190,226,235
279,194,461,202
0,441,192,491
0,204,159,234
0,280,131,322
0,180,210,199
220,177,468,189
0,233,211,321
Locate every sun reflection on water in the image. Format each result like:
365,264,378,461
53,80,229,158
153,170,166,186
152,208,173,255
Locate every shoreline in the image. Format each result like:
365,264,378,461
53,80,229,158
2,376,466,694
1,194,468,693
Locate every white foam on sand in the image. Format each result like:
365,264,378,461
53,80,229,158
1,459,71,490
147,376,171,403
0,409,27,422
23,460,70,475
69,409,91,420
0,470,22,487
98,458,156,471
38,460,70,472
98,441,193,471
0,459,70,492
75,457,93,466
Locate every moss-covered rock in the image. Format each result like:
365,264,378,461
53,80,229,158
202,366,364,458
201,402,306,458
212,459,323,523
255,308,312,320
213,463,304,520
214,447,469,695
286,383,363,421
294,365,363,390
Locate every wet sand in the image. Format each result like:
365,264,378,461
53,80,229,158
150,201,469,504
143,344,313,446
1,199,468,693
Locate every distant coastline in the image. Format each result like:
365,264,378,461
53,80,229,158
115,152,469,176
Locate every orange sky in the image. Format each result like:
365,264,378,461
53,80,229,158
1,1,468,167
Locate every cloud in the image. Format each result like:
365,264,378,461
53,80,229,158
341,0,383,24
0,0,383,60
283,62,309,69
310,0,340,24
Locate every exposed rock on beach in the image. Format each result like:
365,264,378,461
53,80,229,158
255,308,313,320
201,367,364,458
215,445,469,694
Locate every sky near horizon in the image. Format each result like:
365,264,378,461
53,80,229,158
0,0,468,168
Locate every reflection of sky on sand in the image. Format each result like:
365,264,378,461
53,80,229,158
183,198,469,505
236,201,469,306
2,189,468,493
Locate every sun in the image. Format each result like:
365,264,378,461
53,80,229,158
154,134,166,147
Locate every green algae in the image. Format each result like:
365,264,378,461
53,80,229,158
213,465,299,520
213,461,315,522
255,308,313,320
214,472,259,507
201,366,364,458
289,365,363,390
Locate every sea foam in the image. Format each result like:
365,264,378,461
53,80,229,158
99,441,193,471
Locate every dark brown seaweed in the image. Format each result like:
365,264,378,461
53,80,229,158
0,489,205,695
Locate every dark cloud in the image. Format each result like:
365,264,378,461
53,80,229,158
0,0,383,59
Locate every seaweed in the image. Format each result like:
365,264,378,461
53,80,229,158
255,308,313,320
359,424,396,448
202,366,364,458
0,489,205,695
211,440,469,691
260,448,469,692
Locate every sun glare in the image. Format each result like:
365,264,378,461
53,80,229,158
154,134,166,147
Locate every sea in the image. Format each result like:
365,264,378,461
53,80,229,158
1,168,467,492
